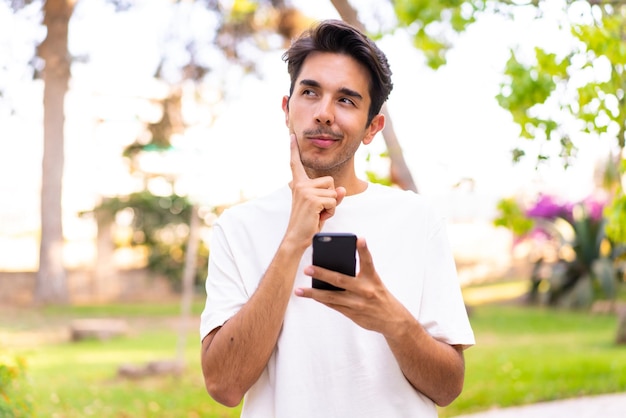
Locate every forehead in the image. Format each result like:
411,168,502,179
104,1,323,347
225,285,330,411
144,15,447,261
297,52,371,96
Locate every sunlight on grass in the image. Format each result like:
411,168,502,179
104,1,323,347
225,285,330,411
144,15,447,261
41,299,206,318
439,305,626,417
462,280,529,306
3,297,626,417
23,329,240,418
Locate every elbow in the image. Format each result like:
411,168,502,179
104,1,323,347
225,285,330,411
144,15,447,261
201,355,244,407
433,377,464,407
434,389,461,407
204,376,245,408
434,344,466,407
201,329,243,407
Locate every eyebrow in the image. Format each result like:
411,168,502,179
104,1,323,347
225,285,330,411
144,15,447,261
299,79,364,101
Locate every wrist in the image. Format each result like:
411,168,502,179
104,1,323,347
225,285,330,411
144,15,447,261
384,308,422,342
280,233,310,256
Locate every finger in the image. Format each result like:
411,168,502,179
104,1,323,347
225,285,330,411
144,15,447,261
290,134,309,182
335,186,346,206
294,287,312,298
295,287,345,307
296,287,347,311
356,237,375,277
318,186,345,223
305,265,353,292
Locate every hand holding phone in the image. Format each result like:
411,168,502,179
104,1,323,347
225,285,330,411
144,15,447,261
312,233,357,291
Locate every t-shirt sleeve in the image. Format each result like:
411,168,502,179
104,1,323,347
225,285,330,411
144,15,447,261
420,213,475,349
199,222,249,341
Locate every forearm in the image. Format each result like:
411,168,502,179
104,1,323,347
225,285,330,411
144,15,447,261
201,239,305,406
385,311,465,407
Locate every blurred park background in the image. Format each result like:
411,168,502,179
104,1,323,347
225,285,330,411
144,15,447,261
1,0,626,417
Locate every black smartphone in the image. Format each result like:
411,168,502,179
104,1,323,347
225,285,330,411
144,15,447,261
312,232,357,291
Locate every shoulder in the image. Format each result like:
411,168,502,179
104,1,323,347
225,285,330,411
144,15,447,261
367,183,436,209
365,183,445,228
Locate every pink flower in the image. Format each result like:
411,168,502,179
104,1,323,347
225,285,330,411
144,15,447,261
581,194,608,222
526,194,568,220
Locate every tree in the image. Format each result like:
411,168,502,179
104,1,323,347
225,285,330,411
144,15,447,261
23,0,625,306
392,0,486,70
494,1,626,244
391,0,626,244
4,0,295,305
6,0,131,304
35,0,76,304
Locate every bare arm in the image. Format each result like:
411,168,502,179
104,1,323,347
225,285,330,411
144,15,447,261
201,136,346,407
295,237,466,406
383,309,465,406
201,237,306,407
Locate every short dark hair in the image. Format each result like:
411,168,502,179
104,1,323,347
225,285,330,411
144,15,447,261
282,19,393,125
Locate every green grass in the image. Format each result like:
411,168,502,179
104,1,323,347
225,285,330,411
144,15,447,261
19,330,241,418
439,304,626,417
2,297,626,417
1,300,241,418
41,299,206,318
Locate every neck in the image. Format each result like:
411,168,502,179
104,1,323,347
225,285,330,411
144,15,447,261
341,178,368,196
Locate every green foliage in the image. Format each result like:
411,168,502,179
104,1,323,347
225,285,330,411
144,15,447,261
496,48,567,161
364,150,393,186
495,3,626,162
571,11,626,149
493,192,620,305
570,203,604,267
493,197,534,236
392,1,625,179
229,0,258,23
0,352,32,417
93,192,210,288
393,0,485,69
488,1,626,248
605,193,626,244
364,170,393,186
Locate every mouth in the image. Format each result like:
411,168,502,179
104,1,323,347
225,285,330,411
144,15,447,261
304,131,342,149
309,137,339,149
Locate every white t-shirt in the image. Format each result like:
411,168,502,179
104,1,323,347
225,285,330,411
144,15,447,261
200,183,475,418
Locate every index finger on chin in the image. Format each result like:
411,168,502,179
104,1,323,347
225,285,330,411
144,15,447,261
290,134,309,182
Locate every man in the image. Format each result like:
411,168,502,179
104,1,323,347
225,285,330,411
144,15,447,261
200,19,475,417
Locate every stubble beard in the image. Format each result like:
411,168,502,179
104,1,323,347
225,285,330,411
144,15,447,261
301,141,360,179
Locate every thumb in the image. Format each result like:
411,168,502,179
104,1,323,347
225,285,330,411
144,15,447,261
335,186,346,206
356,237,374,276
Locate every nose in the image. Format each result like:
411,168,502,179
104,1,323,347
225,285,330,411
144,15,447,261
314,98,334,126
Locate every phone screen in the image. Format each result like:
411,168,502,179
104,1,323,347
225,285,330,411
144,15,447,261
312,232,357,291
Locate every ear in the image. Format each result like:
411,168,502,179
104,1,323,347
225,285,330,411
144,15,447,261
282,96,290,127
362,114,385,145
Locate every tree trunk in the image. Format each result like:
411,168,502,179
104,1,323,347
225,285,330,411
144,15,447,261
177,204,201,364
35,0,76,304
329,0,418,192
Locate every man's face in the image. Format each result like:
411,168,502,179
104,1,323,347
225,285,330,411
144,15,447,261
282,52,383,179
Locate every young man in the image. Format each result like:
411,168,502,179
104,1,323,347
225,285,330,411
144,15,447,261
200,19,475,417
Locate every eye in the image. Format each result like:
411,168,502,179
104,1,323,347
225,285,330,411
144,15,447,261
339,97,356,106
302,89,317,97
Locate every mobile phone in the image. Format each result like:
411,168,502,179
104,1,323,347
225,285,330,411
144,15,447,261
312,232,357,291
